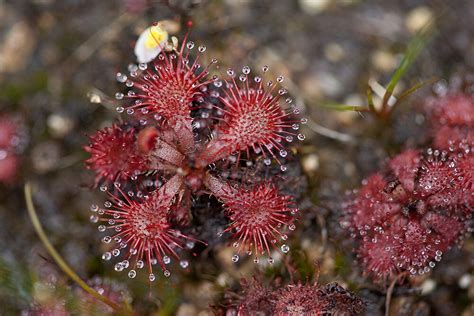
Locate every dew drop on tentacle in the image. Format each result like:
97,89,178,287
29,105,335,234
114,262,124,272
116,72,127,83
102,252,112,261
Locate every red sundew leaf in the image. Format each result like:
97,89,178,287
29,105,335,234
426,93,474,127
137,126,159,153
0,116,18,148
347,174,401,229
272,283,323,315
211,177,296,261
425,92,474,152
123,39,216,153
0,154,19,183
417,155,457,196
95,175,201,280
388,149,420,193
196,72,300,167
433,125,474,150
84,125,150,185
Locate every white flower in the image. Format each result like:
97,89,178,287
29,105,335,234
134,24,169,64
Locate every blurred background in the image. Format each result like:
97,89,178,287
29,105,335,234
0,0,473,315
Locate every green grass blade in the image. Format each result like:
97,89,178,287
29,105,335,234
383,20,435,103
319,102,369,112
397,77,438,102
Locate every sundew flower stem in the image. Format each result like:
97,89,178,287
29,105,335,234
24,182,133,315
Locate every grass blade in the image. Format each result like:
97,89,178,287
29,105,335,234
319,102,369,112
383,20,435,104
24,182,132,315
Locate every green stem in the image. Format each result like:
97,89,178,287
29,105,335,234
366,86,376,114
24,182,132,314
396,77,438,103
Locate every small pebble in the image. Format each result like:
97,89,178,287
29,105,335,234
420,279,436,295
458,274,471,289
371,50,397,73
405,6,434,33
302,154,319,173
324,43,345,62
